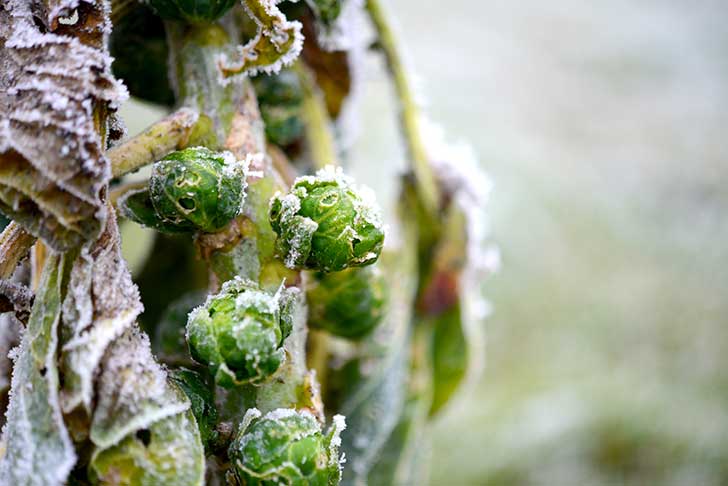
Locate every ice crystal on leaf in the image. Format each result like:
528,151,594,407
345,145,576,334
217,0,304,82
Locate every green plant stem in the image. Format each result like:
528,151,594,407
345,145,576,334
293,62,338,169
108,107,200,177
366,0,441,217
0,222,35,280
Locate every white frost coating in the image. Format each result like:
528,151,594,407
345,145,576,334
90,327,190,449
217,0,304,83
59,209,143,414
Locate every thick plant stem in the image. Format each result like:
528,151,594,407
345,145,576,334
0,222,35,280
294,62,338,169
366,0,441,217
108,108,200,177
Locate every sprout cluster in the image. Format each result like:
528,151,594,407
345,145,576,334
147,0,237,23
120,147,247,234
228,408,345,486
186,278,293,388
307,266,387,339
269,166,385,272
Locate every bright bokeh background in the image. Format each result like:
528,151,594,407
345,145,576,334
120,1,728,484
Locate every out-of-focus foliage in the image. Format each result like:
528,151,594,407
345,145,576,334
307,266,387,339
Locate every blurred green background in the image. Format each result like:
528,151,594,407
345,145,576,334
119,0,728,484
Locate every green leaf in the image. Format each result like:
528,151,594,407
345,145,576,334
88,408,205,486
0,254,77,485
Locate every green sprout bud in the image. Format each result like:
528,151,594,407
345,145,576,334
228,408,346,486
269,166,385,272
307,266,387,339
149,147,247,233
147,0,237,23
169,368,219,451
253,70,305,146
119,147,247,234
185,278,294,388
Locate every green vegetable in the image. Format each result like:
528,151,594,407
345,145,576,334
119,147,247,234
228,408,345,485
307,266,387,339
169,368,219,450
147,0,237,23
269,166,385,272
185,278,294,387
253,70,305,146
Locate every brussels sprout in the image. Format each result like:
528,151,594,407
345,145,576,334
269,166,384,272
169,368,219,451
186,278,294,388
253,70,305,146
307,266,386,339
228,408,345,485
147,0,237,23
149,147,247,233
120,147,247,234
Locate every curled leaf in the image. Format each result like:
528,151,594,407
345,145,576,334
0,1,127,251
218,0,304,81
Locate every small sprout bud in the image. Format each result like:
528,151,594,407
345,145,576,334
253,70,305,146
269,166,385,272
169,368,218,451
307,266,387,339
147,0,236,23
228,408,346,485
185,278,293,388
149,147,247,233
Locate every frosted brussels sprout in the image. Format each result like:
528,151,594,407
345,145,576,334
150,147,247,233
269,166,384,272
120,147,247,234
169,368,218,450
186,278,293,388
228,408,345,486
147,0,236,23
307,266,387,339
